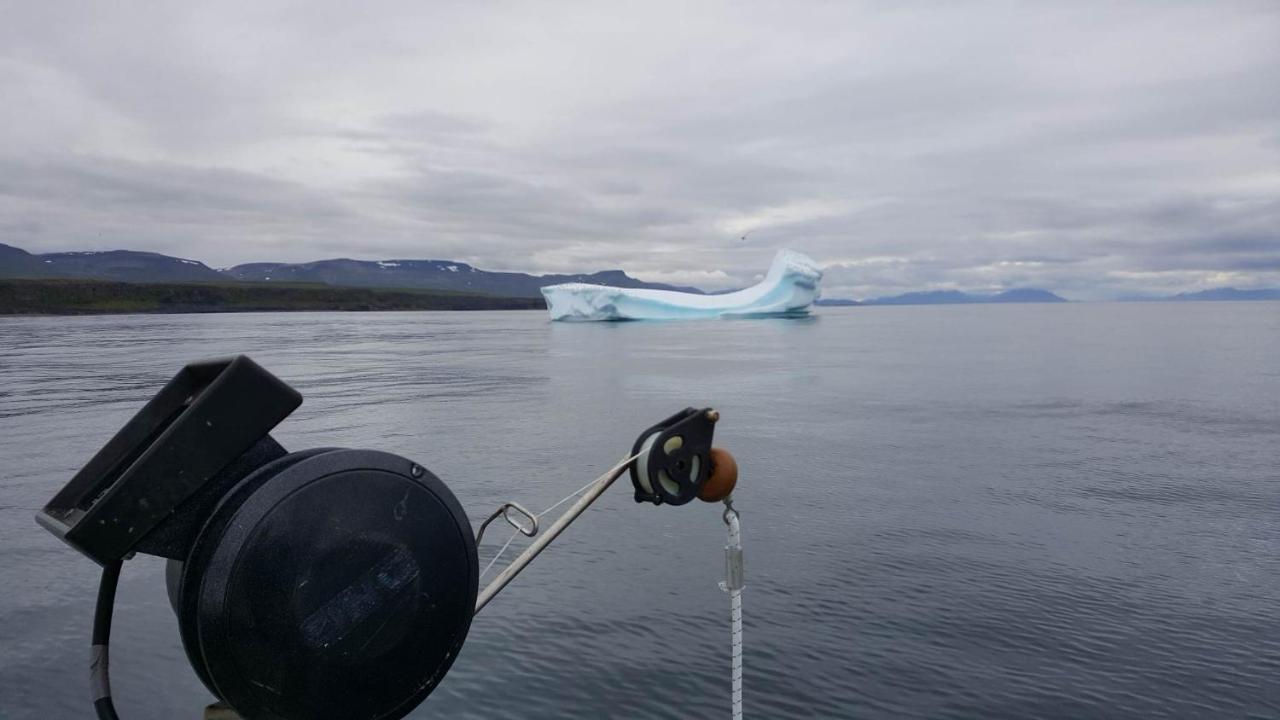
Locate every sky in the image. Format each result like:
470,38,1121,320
1,1,1277,300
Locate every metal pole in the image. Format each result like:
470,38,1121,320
474,454,637,615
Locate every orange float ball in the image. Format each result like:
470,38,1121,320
698,447,739,502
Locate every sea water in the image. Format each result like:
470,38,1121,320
0,303,1277,718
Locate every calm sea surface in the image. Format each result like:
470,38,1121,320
1,304,1277,719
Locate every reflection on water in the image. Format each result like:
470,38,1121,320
1,304,1278,718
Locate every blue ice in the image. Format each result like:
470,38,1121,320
541,249,822,321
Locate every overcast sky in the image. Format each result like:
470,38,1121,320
1,1,1277,299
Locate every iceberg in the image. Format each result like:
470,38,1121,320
541,249,822,321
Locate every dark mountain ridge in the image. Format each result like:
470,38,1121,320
8,243,1277,304
861,288,1068,305
0,243,699,298
1158,287,1280,302
223,257,703,298
0,243,226,283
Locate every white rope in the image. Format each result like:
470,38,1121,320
477,458,745,720
478,468,616,579
730,588,743,719
722,504,744,720
535,473,606,519
479,527,520,579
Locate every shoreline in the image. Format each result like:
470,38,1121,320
0,278,546,316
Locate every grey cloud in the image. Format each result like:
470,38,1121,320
0,156,342,217
0,0,1276,297
377,112,491,139
0,154,363,261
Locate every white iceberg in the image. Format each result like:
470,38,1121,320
541,249,823,321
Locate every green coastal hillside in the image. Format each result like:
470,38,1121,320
0,278,544,315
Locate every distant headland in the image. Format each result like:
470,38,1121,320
819,288,1067,306
2,242,1276,314
817,286,1280,306
0,241,695,315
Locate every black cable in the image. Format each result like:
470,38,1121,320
92,559,123,720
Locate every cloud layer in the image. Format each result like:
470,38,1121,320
2,0,1277,299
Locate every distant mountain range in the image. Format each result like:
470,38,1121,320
818,288,1068,306
5,242,1278,304
0,242,227,283
1133,287,1280,302
824,285,1280,305
222,258,704,297
0,242,698,299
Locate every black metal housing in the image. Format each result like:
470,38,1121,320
36,356,301,565
36,355,480,720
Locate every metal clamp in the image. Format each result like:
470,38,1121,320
475,502,538,547
474,454,638,615
722,497,738,526
720,498,744,593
